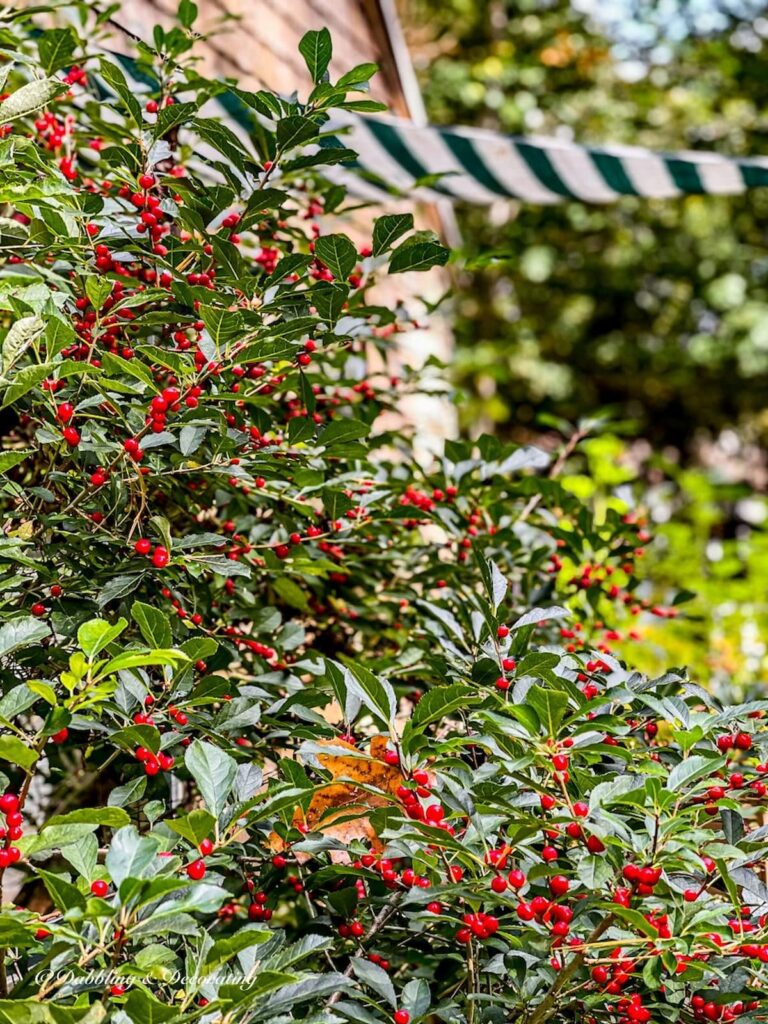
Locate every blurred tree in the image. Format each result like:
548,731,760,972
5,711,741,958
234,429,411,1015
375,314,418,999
403,0,768,459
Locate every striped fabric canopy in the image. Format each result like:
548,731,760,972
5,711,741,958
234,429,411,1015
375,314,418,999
102,51,768,207
326,111,768,205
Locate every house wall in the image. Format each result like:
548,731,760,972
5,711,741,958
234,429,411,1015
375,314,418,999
108,0,410,112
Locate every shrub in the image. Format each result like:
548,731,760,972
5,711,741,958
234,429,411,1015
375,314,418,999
0,7,767,1024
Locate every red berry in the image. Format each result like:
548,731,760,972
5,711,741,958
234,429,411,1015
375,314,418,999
50,727,68,744
56,402,74,423
151,546,170,568
90,879,109,897
62,426,80,447
0,794,19,815
199,838,214,856
134,538,151,555
138,173,156,189
549,875,569,896
394,1012,410,1024
186,859,206,880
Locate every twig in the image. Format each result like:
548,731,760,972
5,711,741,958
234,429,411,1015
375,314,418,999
326,890,404,1007
523,913,615,1024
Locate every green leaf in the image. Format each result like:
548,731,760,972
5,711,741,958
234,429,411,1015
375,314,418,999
667,754,724,791
276,113,324,150
184,739,237,818
0,79,67,122
314,233,357,281
0,449,31,474
131,601,172,649
299,28,333,83
36,868,86,913
402,979,431,1020
319,418,370,447
98,57,143,123
152,100,198,137
165,808,217,846
99,649,188,676
0,917,42,950
577,854,614,889
198,303,243,350
273,576,309,612
97,574,142,608
178,0,198,28
488,560,507,609
512,606,570,630
191,117,253,173
720,807,744,844
389,240,449,274
59,833,99,879
77,617,127,660
0,735,37,770
373,213,414,256
85,276,112,313
21,823,98,856
1,315,44,375
45,807,130,830
1,363,51,408
337,63,379,88
105,826,160,887
108,776,147,808
344,663,396,728
525,685,569,737
38,28,77,73
203,926,271,972
411,684,474,729
124,988,177,1024
350,957,397,1008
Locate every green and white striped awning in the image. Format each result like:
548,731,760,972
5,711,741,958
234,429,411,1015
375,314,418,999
100,50,768,207
325,111,768,205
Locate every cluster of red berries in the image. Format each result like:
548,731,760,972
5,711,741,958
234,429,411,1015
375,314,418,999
689,995,758,1021
590,949,641,995
716,731,752,752
515,895,573,944
134,745,175,776
133,537,170,569
352,852,431,891
34,109,74,151
394,768,453,831
0,793,23,869
54,399,81,447
455,911,499,944
246,884,273,921
145,385,183,434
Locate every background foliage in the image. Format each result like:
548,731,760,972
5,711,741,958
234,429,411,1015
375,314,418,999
404,0,768,688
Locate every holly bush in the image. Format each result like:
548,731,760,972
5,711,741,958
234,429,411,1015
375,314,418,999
0,6,768,1024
